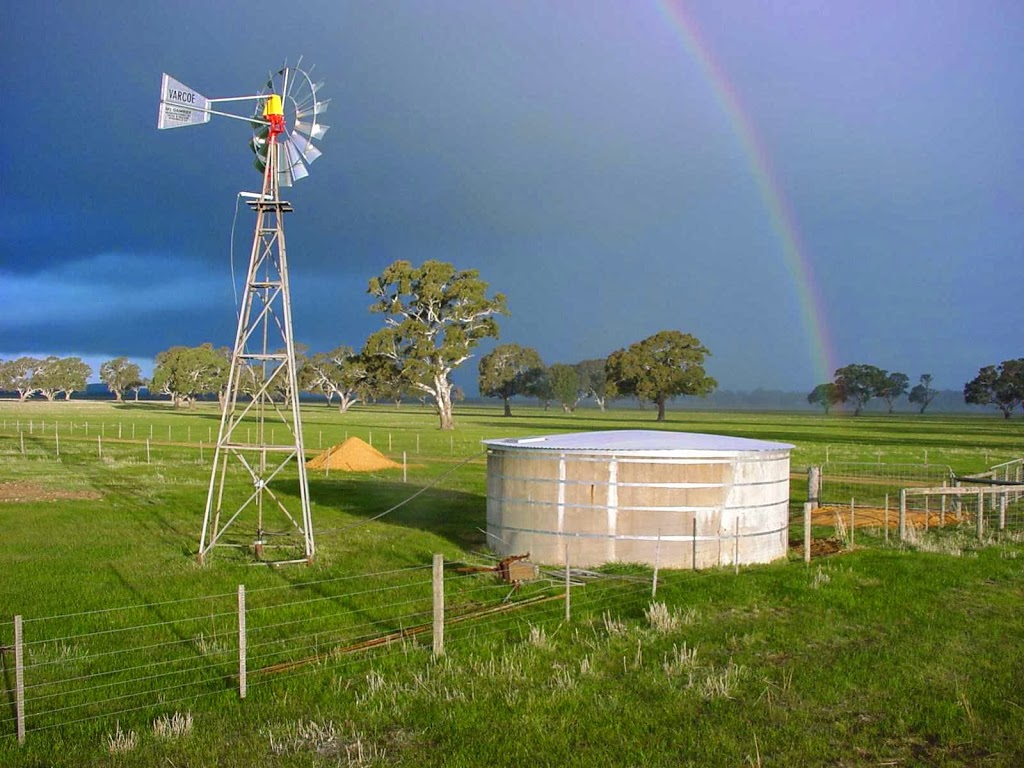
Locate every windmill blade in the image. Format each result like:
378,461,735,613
295,120,329,141
290,132,322,164
282,140,310,182
296,98,330,119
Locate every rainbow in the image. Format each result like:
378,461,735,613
655,0,837,385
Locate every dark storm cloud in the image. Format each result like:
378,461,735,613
3,1,1022,390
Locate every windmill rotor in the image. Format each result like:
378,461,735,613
250,63,330,187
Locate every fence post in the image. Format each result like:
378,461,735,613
20,431,25,456
146,438,151,464
238,585,247,699
14,614,25,744
691,517,698,571
849,498,855,549
564,545,571,622
803,502,812,565
652,531,661,598
432,554,444,657
884,494,890,544
403,452,408,483
977,491,984,541
55,425,59,459
999,494,1006,531
899,489,907,542
733,517,740,575
808,466,821,509
97,435,102,459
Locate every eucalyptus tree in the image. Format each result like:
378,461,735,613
606,331,716,421
548,363,580,413
365,260,507,430
879,371,909,414
908,374,938,414
964,360,1024,419
575,358,616,411
302,346,368,413
807,382,842,414
151,344,229,408
478,343,544,416
833,364,887,416
100,357,144,402
4,357,42,402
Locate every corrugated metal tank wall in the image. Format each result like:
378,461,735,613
485,431,792,568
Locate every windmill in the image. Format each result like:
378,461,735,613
157,61,329,564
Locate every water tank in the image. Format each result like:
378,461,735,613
483,430,793,568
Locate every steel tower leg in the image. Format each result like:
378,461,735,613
198,139,314,565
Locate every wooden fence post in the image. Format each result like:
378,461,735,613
849,498,855,549
97,435,102,459
977,491,984,541
899,489,907,542
433,554,444,657
999,494,1007,531
403,452,407,483
884,493,889,544
803,502,812,565
146,438,151,464
15,615,25,744
238,585,247,699
652,532,661,598
808,466,821,509
691,517,698,571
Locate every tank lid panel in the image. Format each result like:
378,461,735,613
483,430,793,453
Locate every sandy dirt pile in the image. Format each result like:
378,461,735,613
306,437,402,472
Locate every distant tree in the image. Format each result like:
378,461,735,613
833,364,887,416
365,260,507,430
529,367,554,410
963,360,1024,419
302,346,368,412
100,357,144,402
3,357,42,401
575,358,616,411
31,357,66,402
606,331,716,421
548,363,580,413
908,374,938,414
478,344,545,417
878,371,909,414
27,356,90,401
807,382,842,414
151,344,229,408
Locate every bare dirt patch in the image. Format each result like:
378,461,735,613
814,504,968,530
306,437,402,472
0,481,102,503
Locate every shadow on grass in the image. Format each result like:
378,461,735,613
301,476,486,551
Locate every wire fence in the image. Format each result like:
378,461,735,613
810,458,1024,544
0,417,483,464
0,556,678,747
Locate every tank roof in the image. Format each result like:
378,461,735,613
483,430,793,453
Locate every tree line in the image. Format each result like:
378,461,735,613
3,260,1019,425
808,360,1024,418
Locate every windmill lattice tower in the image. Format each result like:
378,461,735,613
157,63,329,564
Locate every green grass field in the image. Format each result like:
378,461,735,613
0,400,1022,767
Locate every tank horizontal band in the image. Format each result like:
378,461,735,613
488,522,788,543
486,495,790,514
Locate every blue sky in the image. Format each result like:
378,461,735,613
2,1,1021,392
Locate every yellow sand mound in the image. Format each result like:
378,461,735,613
306,437,402,472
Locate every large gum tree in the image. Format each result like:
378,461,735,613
365,260,507,430
606,330,716,421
